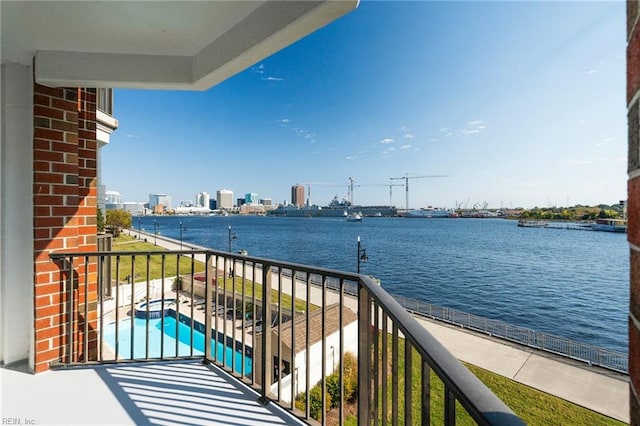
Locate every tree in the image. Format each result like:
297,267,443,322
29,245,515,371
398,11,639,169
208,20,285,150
105,209,132,236
97,208,105,233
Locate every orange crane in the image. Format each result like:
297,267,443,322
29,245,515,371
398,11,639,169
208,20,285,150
390,173,449,210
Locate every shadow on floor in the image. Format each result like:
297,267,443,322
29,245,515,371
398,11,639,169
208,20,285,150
96,360,300,425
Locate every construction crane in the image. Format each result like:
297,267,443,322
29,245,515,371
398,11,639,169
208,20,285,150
390,173,449,211
299,182,349,206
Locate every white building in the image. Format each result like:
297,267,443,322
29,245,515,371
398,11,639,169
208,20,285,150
105,190,123,210
196,191,210,208
217,189,234,210
149,194,172,211
256,304,359,404
122,202,145,215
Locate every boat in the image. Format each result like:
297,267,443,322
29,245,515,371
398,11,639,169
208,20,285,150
591,218,627,233
346,212,363,222
405,207,450,218
517,219,548,228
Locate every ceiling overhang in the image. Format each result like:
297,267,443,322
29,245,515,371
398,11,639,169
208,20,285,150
1,1,358,90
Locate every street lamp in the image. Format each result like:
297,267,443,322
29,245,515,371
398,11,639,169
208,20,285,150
357,236,368,274
153,220,158,245
228,225,237,253
179,221,187,250
228,225,238,278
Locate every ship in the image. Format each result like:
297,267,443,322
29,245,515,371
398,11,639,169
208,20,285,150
270,195,397,218
404,207,452,218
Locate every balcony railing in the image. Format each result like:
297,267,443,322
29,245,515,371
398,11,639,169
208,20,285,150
50,248,524,425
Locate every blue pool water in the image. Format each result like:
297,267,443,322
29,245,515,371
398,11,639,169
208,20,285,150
103,316,252,374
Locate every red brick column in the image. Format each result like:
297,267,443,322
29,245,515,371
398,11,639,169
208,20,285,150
628,1,640,423
33,85,98,372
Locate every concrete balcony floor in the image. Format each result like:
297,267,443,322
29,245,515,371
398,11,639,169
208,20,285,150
1,359,303,425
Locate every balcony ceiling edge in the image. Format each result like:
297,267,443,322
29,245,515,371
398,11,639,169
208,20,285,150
34,0,358,91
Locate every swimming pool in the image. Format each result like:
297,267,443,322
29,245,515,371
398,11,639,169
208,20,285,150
103,315,252,374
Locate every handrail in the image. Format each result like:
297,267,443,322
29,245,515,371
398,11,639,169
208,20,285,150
360,275,523,425
49,248,524,424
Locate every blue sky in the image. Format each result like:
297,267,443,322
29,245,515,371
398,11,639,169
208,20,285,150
103,1,627,209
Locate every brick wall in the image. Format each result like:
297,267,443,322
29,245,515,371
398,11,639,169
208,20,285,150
629,1,640,423
33,85,98,372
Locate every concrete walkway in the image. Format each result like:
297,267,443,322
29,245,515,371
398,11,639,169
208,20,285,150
123,229,630,423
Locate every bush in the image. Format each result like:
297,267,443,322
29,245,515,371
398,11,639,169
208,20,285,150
309,384,331,420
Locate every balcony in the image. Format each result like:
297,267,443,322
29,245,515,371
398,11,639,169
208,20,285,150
34,247,523,425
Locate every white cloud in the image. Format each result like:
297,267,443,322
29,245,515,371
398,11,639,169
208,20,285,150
586,69,599,74
253,64,265,74
468,120,484,126
400,144,411,150
430,138,438,143
403,133,414,139
462,129,479,135
380,138,394,144
263,76,284,81
346,156,355,160
388,147,396,152
558,158,594,166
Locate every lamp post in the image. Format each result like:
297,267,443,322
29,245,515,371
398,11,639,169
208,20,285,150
179,221,187,250
357,236,368,274
228,225,237,253
228,225,237,278
153,220,158,245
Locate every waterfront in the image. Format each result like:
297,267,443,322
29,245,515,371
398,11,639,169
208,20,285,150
134,216,629,354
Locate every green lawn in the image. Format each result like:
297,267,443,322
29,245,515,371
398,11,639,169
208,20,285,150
112,234,206,280
113,234,315,312
342,339,624,425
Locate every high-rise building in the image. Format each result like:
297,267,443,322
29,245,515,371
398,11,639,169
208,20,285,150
291,184,305,207
149,194,171,211
217,189,233,210
105,190,123,210
196,191,210,208
245,193,259,205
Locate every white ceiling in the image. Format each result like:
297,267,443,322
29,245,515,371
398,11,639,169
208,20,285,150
1,1,358,90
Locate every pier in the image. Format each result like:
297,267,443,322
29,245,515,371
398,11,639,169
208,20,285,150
543,222,594,231
518,219,593,231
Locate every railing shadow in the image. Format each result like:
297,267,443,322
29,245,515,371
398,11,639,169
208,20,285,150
94,359,300,426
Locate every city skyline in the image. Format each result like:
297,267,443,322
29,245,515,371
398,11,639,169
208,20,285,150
102,1,627,209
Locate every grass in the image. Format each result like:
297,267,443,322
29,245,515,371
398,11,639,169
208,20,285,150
341,337,625,426
111,234,206,280
112,234,316,312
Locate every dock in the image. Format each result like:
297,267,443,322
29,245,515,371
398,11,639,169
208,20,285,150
518,219,593,231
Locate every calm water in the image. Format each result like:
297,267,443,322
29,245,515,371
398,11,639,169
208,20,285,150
135,216,629,353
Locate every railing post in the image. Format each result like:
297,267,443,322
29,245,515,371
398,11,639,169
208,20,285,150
260,264,273,403
358,281,371,424
66,257,74,364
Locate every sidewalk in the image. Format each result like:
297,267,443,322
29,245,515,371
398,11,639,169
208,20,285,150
122,229,630,422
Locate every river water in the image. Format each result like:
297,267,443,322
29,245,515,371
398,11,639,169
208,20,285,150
134,215,628,353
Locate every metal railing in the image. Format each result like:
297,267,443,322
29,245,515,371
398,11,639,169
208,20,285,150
50,248,524,425
392,295,628,373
